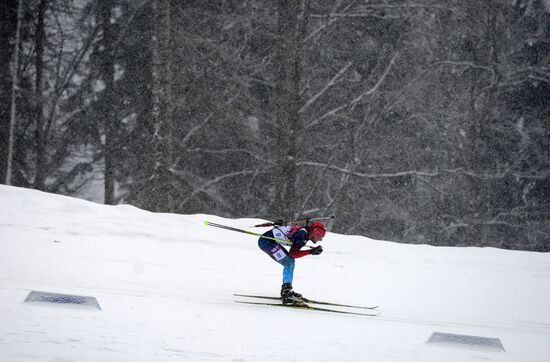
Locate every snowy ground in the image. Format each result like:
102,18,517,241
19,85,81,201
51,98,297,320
1,185,549,361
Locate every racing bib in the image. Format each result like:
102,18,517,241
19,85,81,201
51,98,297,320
272,248,287,261
272,226,292,242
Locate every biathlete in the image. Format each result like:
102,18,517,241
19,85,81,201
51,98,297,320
258,222,327,305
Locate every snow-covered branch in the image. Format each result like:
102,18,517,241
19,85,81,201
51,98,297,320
177,170,259,208
305,104,347,129
180,113,212,147
299,61,352,114
350,51,399,109
298,162,550,180
187,148,273,164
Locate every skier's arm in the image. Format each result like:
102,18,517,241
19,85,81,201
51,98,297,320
288,246,311,258
288,229,314,258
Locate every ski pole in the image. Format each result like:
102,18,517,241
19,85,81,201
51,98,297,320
204,221,293,246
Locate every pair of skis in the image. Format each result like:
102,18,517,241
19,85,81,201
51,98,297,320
235,293,380,317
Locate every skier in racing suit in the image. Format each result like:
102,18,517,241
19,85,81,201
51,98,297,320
258,222,326,305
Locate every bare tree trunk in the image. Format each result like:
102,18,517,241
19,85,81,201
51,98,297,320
5,0,22,185
272,0,302,218
151,0,174,212
100,0,116,204
34,0,47,191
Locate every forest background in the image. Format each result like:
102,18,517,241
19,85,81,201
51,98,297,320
1,0,549,251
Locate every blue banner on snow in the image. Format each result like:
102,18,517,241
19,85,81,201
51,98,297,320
24,291,101,310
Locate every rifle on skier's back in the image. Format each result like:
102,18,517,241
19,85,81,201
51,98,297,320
251,215,334,228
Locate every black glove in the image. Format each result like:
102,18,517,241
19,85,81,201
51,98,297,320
310,245,323,255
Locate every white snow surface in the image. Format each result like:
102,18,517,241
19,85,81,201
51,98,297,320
1,185,550,362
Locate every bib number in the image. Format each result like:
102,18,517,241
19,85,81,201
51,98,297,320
273,229,285,239
271,247,287,262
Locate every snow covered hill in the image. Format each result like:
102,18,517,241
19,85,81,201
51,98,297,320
1,185,549,361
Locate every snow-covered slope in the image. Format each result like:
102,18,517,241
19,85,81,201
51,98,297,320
1,185,549,361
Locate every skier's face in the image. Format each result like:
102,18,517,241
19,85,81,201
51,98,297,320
310,233,324,243
309,225,326,243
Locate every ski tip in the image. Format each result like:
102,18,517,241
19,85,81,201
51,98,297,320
203,220,209,226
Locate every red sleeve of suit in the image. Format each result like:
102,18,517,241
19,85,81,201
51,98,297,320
288,246,311,258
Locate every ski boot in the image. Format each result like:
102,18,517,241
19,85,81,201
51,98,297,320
281,283,303,305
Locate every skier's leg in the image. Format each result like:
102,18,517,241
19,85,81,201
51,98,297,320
280,256,295,284
258,236,299,304
258,238,295,284
279,257,299,305
258,237,290,265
